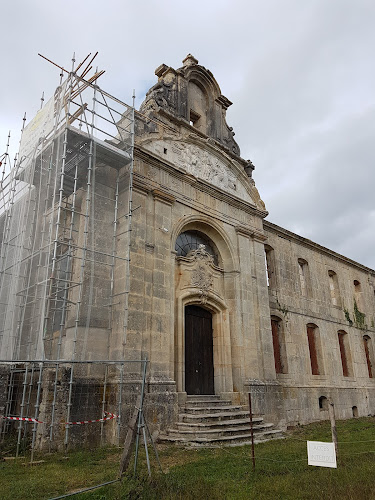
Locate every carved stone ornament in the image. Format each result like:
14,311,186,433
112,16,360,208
170,142,238,193
190,245,214,304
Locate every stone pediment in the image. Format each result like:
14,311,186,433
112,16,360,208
142,138,265,209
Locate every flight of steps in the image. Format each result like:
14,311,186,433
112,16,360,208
158,395,283,447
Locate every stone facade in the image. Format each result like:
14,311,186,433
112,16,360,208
3,55,374,441
264,221,375,426
123,54,374,430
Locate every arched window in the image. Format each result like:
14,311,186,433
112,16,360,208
271,316,288,374
307,324,324,375
298,258,311,297
328,270,341,307
188,81,208,133
265,245,276,289
175,230,219,265
338,330,352,377
354,280,364,311
363,335,374,378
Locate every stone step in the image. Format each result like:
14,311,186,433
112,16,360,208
186,395,221,401
182,405,244,414
183,399,232,407
176,417,264,430
159,430,284,447
167,423,275,439
179,410,250,423
158,395,283,448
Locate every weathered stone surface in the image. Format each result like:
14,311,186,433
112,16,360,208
2,55,374,451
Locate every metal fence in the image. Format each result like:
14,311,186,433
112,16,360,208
0,359,147,462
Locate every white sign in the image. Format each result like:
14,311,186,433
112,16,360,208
307,441,337,468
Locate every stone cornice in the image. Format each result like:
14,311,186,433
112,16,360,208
152,188,176,205
132,178,151,195
235,225,267,242
134,146,268,219
264,220,375,275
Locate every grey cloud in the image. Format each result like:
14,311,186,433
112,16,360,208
1,0,374,268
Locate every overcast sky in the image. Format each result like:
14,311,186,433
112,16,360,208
1,0,374,268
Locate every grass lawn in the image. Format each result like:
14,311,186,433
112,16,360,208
1,417,375,499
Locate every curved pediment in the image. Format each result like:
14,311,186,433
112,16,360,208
141,137,266,210
138,54,240,156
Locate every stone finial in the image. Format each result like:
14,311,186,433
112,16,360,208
182,54,198,67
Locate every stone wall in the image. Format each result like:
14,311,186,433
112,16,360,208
264,220,375,425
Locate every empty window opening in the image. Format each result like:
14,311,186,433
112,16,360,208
298,258,311,297
328,270,341,307
188,81,207,133
265,245,276,289
363,335,374,378
352,406,358,417
319,396,328,410
163,148,167,154
271,316,288,374
307,324,324,375
338,330,352,377
354,280,364,311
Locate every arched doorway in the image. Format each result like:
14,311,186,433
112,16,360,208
185,305,214,395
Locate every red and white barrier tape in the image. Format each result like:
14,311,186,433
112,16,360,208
0,415,43,424
0,411,119,426
65,411,119,426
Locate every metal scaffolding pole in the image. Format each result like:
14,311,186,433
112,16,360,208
0,53,136,453
16,362,29,457
121,92,135,355
65,74,96,450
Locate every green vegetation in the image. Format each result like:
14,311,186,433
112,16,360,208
343,307,353,327
353,299,367,330
1,418,375,499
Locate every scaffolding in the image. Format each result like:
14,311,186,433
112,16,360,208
0,53,134,363
0,53,139,453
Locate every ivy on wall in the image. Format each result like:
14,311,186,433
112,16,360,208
344,307,353,327
353,299,367,330
343,301,368,330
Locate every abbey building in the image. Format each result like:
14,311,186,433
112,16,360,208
0,54,374,444
127,54,375,428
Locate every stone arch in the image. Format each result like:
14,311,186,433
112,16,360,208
173,217,237,398
175,289,233,396
270,315,288,374
184,66,221,101
171,215,238,271
306,323,324,375
188,80,209,133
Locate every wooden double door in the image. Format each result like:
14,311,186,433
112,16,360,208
185,305,214,395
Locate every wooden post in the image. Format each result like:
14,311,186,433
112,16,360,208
119,396,141,478
248,392,256,471
328,401,338,456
